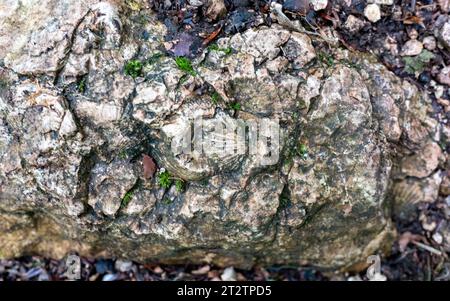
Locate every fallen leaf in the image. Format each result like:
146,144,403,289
142,154,156,179
403,15,425,27
202,25,222,47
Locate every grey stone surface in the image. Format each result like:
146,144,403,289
0,0,442,269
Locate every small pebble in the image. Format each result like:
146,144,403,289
205,0,227,21
221,267,237,281
368,0,394,4
432,232,443,244
419,72,431,84
440,21,450,50
153,266,164,274
115,259,133,273
364,4,381,23
310,0,328,11
423,36,437,51
188,0,204,7
435,85,445,99
422,220,437,232
401,40,424,56
437,66,450,86
102,274,118,281
344,15,366,33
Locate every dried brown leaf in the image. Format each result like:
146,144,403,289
403,15,425,26
202,25,222,47
142,154,156,179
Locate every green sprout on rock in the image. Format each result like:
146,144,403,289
297,143,308,159
162,197,173,205
403,50,434,74
78,77,86,93
211,91,221,105
175,179,185,193
125,59,143,78
228,102,241,111
317,51,335,67
208,43,232,55
158,170,172,189
175,57,196,76
121,191,134,208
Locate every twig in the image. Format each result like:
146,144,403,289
412,241,443,256
270,2,333,43
202,25,223,47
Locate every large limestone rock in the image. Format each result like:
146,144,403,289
0,0,443,269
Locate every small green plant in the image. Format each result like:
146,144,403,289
211,91,221,105
175,179,185,192
279,197,291,209
77,77,86,93
118,149,127,160
162,197,173,205
403,50,434,74
317,51,335,67
208,43,232,55
228,102,241,111
175,57,196,76
340,59,362,70
121,191,133,208
125,59,143,78
297,143,308,159
158,170,172,189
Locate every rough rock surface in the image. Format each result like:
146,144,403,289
0,0,443,269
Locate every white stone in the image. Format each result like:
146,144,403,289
440,21,450,50
432,232,443,244
115,259,133,273
188,0,204,6
344,15,366,33
401,40,423,56
221,267,237,281
364,4,381,23
367,0,394,5
59,111,78,137
310,0,328,11
369,273,387,281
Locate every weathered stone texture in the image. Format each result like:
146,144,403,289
0,0,442,269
